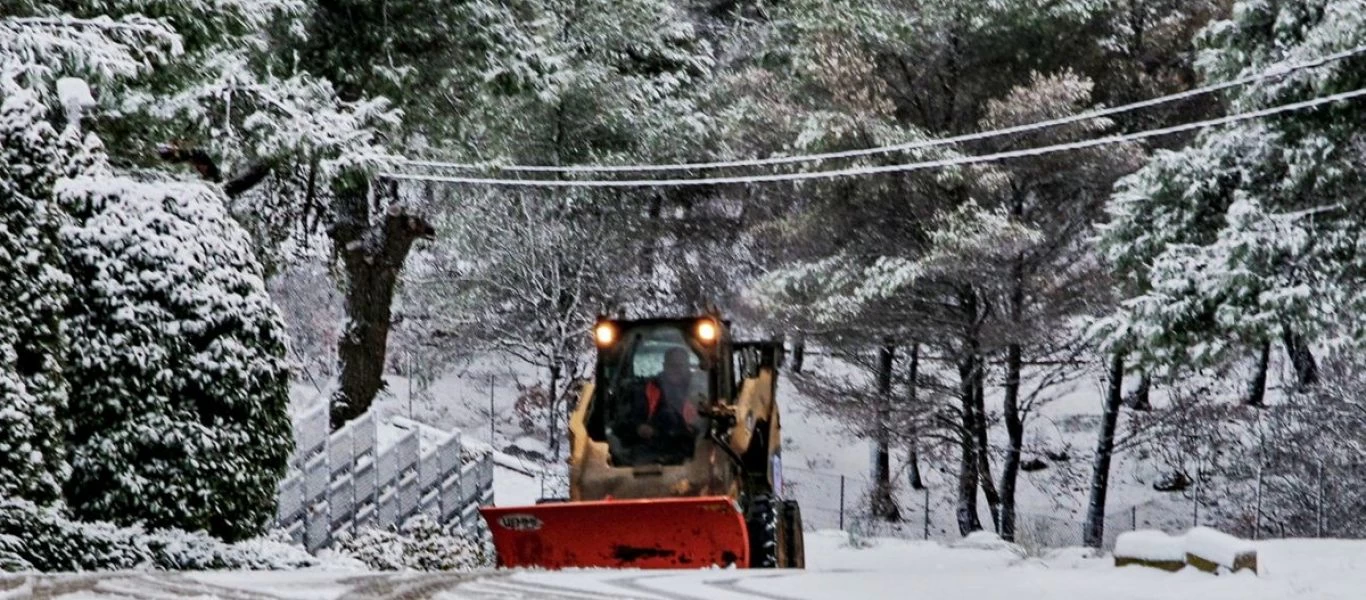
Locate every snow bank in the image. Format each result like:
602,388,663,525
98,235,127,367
952,531,1023,554
1114,530,1185,562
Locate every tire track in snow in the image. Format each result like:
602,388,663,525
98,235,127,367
697,573,805,600
333,572,485,600
597,571,806,600
445,578,633,600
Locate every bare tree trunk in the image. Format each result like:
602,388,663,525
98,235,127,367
549,362,561,460
999,252,1025,541
1128,372,1152,411
1000,342,1024,541
873,340,902,522
329,180,435,430
792,331,806,374
906,344,924,491
1083,351,1126,548
956,354,982,536
1247,340,1271,407
1281,325,1318,388
972,357,1001,532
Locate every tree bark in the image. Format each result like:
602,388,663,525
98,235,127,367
1083,351,1126,548
1246,340,1271,407
956,353,982,536
1128,372,1152,411
906,344,924,491
873,340,902,522
1000,341,1024,541
1281,325,1318,388
549,362,561,460
972,356,1001,533
999,251,1025,542
329,181,435,430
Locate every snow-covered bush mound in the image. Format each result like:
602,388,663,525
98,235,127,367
333,514,493,571
0,498,321,572
56,177,293,542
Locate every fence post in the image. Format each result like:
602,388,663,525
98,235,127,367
1254,465,1263,540
1317,461,1325,538
1192,467,1200,528
1131,506,1137,532
923,486,930,540
838,475,845,531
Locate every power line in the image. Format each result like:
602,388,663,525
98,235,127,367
380,85,1366,188
396,44,1366,174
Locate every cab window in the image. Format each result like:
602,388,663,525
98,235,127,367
595,324,711,466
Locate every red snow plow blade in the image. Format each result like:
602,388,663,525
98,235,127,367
480,496,750,569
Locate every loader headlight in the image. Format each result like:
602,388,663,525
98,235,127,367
695,319,719,344
594,321,617,347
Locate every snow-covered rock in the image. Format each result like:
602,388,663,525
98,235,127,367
1184,527,1258,573
1114,530,1185,562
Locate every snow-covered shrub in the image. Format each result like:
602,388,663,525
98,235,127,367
56,177,293,542
333,514,493,571
0,85,100,504
0,498,323,572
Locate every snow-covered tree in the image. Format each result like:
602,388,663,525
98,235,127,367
412,190,619,458
1096,0,1366,378
0,86,87,504
403,0,720,452
58,176,293,542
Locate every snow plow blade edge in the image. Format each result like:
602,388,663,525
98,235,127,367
480,496,750,569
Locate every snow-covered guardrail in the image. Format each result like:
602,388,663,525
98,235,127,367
1114,527,1257,575
274,404,495,552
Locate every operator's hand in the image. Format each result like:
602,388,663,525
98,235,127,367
637,423,655,439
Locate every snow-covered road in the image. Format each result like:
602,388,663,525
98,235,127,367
5,533,1364,599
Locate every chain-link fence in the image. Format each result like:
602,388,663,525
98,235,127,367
785,466,941,540
783,461,1366,550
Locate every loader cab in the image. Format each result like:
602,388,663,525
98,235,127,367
587,316,733,466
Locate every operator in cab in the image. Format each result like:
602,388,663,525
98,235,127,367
621,346,703,464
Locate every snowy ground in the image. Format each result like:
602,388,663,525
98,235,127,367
6,533,1364,599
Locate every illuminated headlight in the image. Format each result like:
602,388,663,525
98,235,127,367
594,321,616,346
696,319,719,344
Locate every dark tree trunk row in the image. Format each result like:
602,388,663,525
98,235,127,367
1083,351,1126,548
874,340,902,522
906,344,924,491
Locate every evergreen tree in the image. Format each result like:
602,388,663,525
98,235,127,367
58,176,293,542
1096,0,1366,376
0,87,84,504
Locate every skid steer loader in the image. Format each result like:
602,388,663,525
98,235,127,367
480,313,805,569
